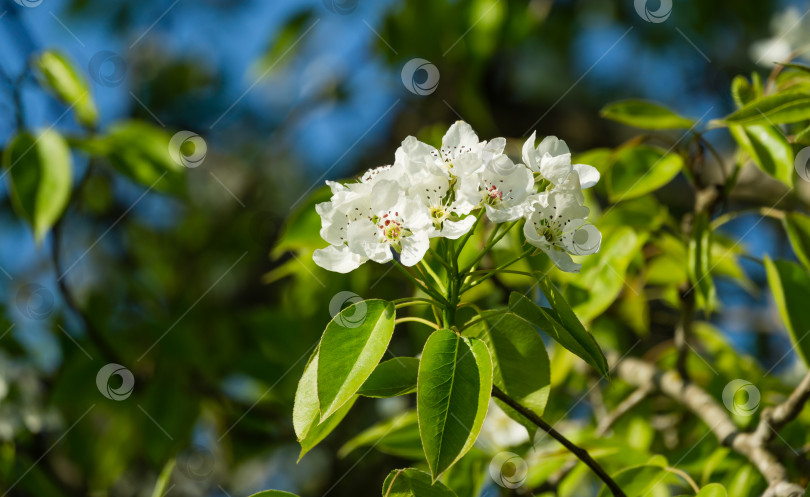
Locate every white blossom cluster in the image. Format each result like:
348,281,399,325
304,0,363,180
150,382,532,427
313,121,602,273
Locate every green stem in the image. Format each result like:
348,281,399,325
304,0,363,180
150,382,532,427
392,262,449,306
456,212,483,253
710,207,785,230
395,317,439,330
460,248,533,294
393,297,442,310
461,220,519,275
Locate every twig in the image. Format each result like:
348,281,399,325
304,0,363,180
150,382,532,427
611,354,807,497
491,385,627,497
535,385,652,494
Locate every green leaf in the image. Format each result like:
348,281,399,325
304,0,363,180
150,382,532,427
78,121,186,194
607,145,684,202
575,227,645,321
149,459,175,497
784,213,810,272
731,75,757,108
255,10,317,77
796,123,810,145
338,410,422,459
293,347,357,459
248,492,300,497
780,62,810,74
596,464,672,497
764,257,810,367
318,299,396,420
509,291,608,377
729,125,793,187
33,50,98,127
697,483,728,497
358,357,419,398
722,91,810,126
600,99,695,129
466,310,550,429
688,212,717,311
2,130,73,243
382,468,458,497
417,329,492,481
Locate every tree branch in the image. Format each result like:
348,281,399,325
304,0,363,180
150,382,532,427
611,354,806,497
533,385,652,494
491,385,627,497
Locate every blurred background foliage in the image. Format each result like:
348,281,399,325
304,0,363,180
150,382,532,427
1,0,810,495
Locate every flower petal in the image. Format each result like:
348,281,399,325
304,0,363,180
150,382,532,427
313,245,367,273
400,232,429,266
572,163,600,189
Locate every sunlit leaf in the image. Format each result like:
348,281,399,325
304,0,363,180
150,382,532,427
338,410,422,459
596,463,673,497
34,50,98,127
318,299,396,419
293,347,357,459
2,130,73,243
466,310,550,431
382,468,458,497
731,75,757,108
358,357,419,398
78,120,186,194
688,212,717,311
784,213,810,272
607,145,683,202
418,329,492,480
575,227,646,321
509,291,607,377
600,99,695,129
696,483,728,497
722,91,810,126
764,257,810,368
729,125,793,187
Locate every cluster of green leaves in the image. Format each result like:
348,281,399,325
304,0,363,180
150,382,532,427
2,50,184,244
262,226,612,497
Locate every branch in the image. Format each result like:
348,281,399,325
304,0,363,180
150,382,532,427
491,386,627,497
754,370,810,440
534,385,652,494
611,354,806,497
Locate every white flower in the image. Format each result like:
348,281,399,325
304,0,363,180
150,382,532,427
475,155,535,223
523,173,602,273
522,132,600,188
750,7,810,66
313,171,433,273
409,172,477,239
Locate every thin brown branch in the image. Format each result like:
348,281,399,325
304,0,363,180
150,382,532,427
534,385,652,494
491,386,627,497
